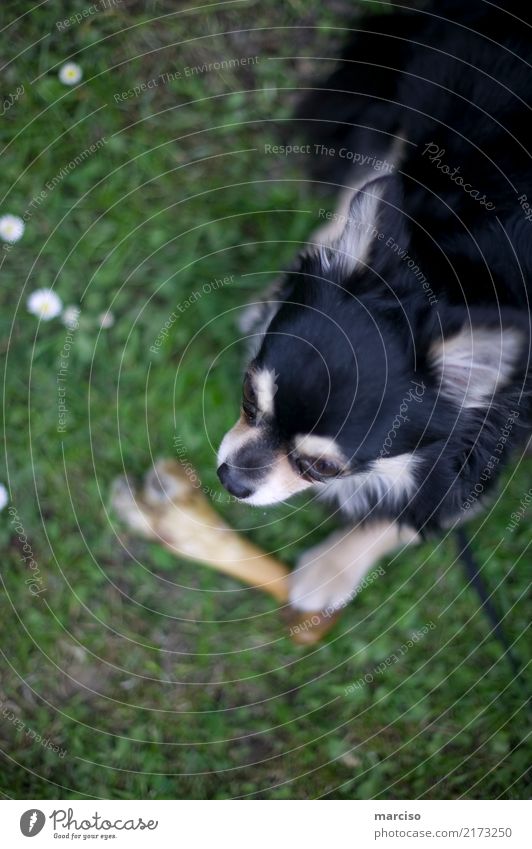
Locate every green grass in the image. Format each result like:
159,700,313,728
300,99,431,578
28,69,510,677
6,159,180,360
0,0,530,799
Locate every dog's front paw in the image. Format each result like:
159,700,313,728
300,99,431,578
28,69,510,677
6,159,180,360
289,546,359,613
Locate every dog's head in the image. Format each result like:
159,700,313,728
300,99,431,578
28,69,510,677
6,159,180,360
218,176,528,506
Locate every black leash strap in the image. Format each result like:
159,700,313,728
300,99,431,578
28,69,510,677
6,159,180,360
455,527,522,681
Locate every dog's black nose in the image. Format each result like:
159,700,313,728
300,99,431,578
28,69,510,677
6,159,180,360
217,463,253,499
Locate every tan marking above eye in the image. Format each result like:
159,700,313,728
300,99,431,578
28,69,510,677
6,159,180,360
293,433,347,466
251,368,277,417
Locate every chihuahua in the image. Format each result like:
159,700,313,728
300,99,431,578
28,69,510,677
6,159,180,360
217,0,532,613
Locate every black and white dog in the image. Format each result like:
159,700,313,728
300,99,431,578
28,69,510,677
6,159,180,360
217,0,532,613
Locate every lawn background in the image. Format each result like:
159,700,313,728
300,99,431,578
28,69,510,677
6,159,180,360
0,0,530,799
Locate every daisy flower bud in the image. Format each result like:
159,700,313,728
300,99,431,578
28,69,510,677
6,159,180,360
62,305,81,329
0,214,25,243
58,62,83,86
98,310,115,328
27,289,63,321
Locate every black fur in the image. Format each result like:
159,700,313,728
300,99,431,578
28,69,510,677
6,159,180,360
221,0,532,535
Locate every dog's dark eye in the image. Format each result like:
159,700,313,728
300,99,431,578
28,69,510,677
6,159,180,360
242,375,258,424
296,456,341,480
313,458,341,477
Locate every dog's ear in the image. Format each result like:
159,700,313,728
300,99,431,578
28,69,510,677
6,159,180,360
427,310,527,409
327,175,408,277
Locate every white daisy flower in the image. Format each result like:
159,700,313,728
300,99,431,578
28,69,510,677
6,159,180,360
98,310,115,328
0,214,25,243
58,62,83,86
27,289,63,321
62,305,81,329
0,483,8,511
